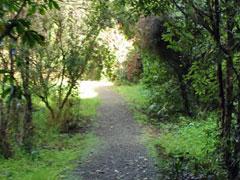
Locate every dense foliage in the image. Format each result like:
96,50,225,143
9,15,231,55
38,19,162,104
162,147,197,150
111,0,240,179
0,0,111,160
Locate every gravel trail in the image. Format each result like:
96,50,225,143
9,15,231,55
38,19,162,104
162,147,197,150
70,83,160,180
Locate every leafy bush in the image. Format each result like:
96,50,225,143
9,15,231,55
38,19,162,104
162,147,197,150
141,52,182,117
185,60,218,107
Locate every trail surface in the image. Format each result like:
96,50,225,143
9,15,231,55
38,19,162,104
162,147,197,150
71,81,160,180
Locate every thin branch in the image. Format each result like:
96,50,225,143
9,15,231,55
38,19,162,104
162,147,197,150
14,0,27,20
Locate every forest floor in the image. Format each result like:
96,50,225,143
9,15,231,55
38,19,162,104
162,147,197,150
68,81,161,180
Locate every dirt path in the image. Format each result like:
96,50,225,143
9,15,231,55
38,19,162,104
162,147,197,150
70,82,160,180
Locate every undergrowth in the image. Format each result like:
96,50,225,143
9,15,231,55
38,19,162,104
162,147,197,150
0,96,100,180
114,84,225,179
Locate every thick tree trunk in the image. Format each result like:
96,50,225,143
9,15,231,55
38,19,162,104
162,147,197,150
224,55,235,179
22,92,33,152
8,46,16,106
224,1,238,177
0,46,16,158
0,100,12,158
22,55,34,152
213,0,226,135
232,78,240,180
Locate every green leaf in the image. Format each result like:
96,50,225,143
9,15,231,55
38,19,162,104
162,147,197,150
27,5,37,16
0,69,10,74
1,87,11,98
39,7,46,15
22,30,45,47
52,0,60,10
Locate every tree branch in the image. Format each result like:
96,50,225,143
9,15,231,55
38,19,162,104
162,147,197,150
0,0,27,41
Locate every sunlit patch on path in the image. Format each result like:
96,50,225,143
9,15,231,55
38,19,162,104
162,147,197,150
79,81,113,99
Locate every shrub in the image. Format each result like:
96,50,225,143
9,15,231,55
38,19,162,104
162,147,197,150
141,52,183,118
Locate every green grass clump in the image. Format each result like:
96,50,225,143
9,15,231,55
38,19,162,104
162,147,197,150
79,98,101,117
158,117,217,159
155,114,224,177
113,84,149,107
0,134,97,180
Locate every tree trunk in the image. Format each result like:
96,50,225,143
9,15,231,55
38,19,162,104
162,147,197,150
224,1,237,177
232,77,240,180
217,63,225,135
213,0,226,135
8,46,16,106
38,95,55,120
178,75,191,116
0,100,12,158
22,55,34,152
224,55,235,179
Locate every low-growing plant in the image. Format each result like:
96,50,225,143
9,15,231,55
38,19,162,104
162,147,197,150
156,113,226,179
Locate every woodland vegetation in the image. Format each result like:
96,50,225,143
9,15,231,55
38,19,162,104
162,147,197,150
1,0,240,179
